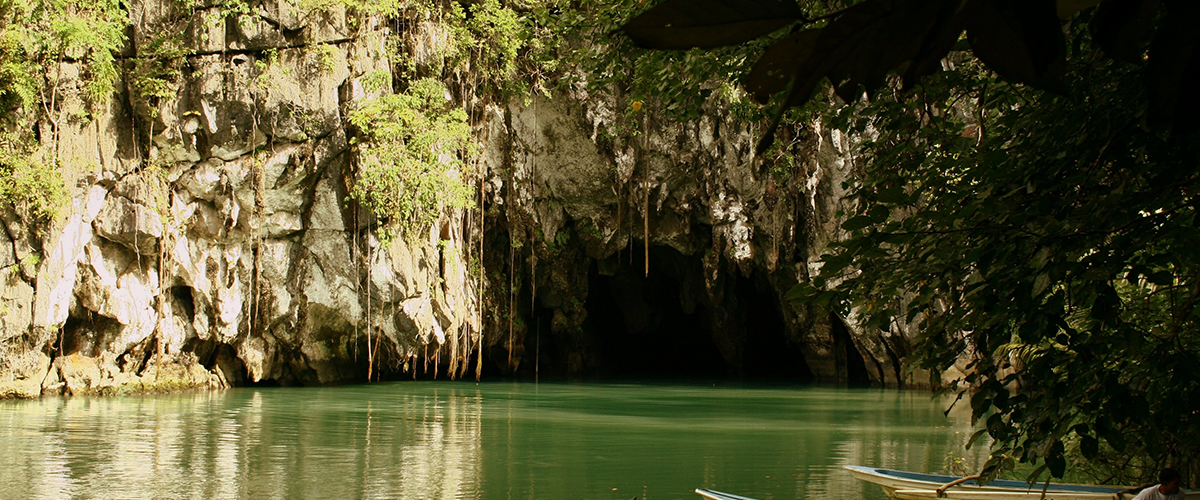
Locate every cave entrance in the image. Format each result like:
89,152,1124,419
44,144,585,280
581,245,810,381
585,246,722,378
736,272,812,381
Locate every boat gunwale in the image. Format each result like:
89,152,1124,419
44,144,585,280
844,465,1127,494
695,488,763,500
889,488,1132,500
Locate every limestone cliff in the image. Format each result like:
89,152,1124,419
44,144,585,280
0,0,918,398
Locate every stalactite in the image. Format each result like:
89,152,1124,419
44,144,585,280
248,86,265,350
530,228,536,324
461,325,471,380
767,178,779,272
253,144,267,356
617,180,623,263
641,114,649,276
448,282,459,379
153,222,166,379
366,244,374,382
371,324,382,382
455,326,463,380
535,316,540,383
477,147,485,382
507,241,514,372
628,179,634,266
352,217,359,364
644,176,649,278
528,102,538,338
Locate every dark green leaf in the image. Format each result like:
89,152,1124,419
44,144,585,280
746,29,821,104
842,215,875,231
1080,435,1099,459
868,204,890,223
1047,440,1066,477
875,186,907,204
967,428,990,449
1090,284,1120,321
1056,0,1104,18
902,0,968,87
1147,270,1174,286
1145,0,1200,134
621,0,802,50
971,390,992,416
965,0,1067,93
757,0,962,152
1091,0,1160,63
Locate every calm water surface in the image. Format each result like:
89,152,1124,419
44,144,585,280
0,382,987,500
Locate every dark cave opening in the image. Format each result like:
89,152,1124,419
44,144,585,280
736,273,812,381
572,245,811,381
830,311,871,386
585,247,725,378
170,286,196,321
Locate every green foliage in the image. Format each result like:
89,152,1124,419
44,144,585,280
17,251,40,276
620,0,1199,152
130,33,187,115
300,0,404,18
460,0,526,95
547,0,774,124
0,0,125,110
314,43,337,72
0,134,66,226
0,0,126,228
794,22,1200,484
349,78,475,242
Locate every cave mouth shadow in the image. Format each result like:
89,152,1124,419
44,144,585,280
576,245,812,382
736,271,813,382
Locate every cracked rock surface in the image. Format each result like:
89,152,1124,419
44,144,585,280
0,0,930,398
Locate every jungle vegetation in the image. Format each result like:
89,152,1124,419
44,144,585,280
2,0,1196,488
620,0,1200,488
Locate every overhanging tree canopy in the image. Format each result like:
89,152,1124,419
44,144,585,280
622,0,1199,152
621,0,1200,486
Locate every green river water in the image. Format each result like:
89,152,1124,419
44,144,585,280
0,382,988,500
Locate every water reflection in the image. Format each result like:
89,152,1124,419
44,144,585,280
0,383,986,500
0,387,484,499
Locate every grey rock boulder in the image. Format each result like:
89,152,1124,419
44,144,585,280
94,196,163,254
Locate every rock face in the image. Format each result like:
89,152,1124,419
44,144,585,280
0,0,923,398
478,94,917,385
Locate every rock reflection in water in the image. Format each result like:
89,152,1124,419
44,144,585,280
0,383,989,500
0,386,483,499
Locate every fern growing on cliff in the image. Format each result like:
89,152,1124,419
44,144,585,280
0,133,65,226
0,0,125,227
349,77,476,242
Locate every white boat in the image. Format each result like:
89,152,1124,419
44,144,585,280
697,466,1196,500
892,488,1134,500
695,489,762,500
845,465,1130,498
892,488,1200,500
